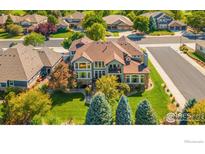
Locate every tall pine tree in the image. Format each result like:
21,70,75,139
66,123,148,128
116,95,132,125
135,100,157,125
179,98,197,125
85,92,112,125
149,16,157,32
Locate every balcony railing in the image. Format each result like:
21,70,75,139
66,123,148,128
108,68,121,73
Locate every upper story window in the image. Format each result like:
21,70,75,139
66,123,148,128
94,61,105,68
74,62,91,70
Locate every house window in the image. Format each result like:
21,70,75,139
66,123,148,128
125,75,131,83
131,75,139,83
75,63,78,69
140,75,145,83
87,72,91,78
79,63,87,69
87,63,91,69
94,61,104,68
78,72,86,78
9,80,14,87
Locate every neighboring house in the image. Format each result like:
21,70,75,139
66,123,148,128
57,18,70,31
10,14,47,27
63,12,84,30
141,12,187,31
195,41,205,59
70,36,149,88
0,14,8,27
0,44,62,90
103,15,133,31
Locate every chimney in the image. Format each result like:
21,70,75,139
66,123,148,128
143,52,148,67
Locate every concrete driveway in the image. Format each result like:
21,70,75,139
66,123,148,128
147,47,205,101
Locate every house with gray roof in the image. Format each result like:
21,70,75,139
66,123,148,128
141,11,187,31
0,44,62,89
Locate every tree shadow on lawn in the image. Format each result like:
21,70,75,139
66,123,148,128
51,91,84,107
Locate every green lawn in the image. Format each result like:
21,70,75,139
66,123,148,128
149,30,174,36
127,61,170,123
50,31,74,38
43,61,170,125
189,52,205,63
43,92,88,124
0,31,23,39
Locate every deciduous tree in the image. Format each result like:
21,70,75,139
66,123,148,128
133,16,149,33
24,32,45,46
187,99,205,125
6,24,23,36
82,12,107,29
61,32,84,49
3,89,51,124
35,22,57,38
48,61,69,91
86,23,106,41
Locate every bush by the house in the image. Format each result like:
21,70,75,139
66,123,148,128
179,44,189,53
6,24,23,36
116,95,132,125
149,30,174,36
85,92,112,125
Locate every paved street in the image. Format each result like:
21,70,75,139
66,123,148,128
0,36,201,48
147,47,205,101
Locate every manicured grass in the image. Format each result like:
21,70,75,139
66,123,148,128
127,61,170,123
44,91,88,124
50,31,74,38
10,10,26,16
189,52,205,63
149,30,174,36
0,31,23,39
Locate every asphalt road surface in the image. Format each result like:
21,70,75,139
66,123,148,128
0,36,200,48
147,46,205,101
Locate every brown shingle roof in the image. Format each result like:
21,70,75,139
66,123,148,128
124,61,149,74
117,36,143,56
10,14,47,24
65,12,84,20
0,15,8,25
0,44,62,83
103,15,133,26
69,36,93,51
168,20,186,26
71,41,128,64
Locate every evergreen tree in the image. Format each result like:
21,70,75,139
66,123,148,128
5,15,13,28
85,92,112,125
179,98,197,125
135,100,157,125
116,95,132,125
149,16,157,32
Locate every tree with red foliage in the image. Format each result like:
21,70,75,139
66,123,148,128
35,22,57,39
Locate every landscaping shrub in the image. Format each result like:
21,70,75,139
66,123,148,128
149,30,174,36
179,44,189,53
6,24,23,36
135,100,157,125
85,92,112,125
116,95,132,125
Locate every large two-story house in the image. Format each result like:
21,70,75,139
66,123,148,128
0,44,62,90
141,12,187,31
70,36,149,88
